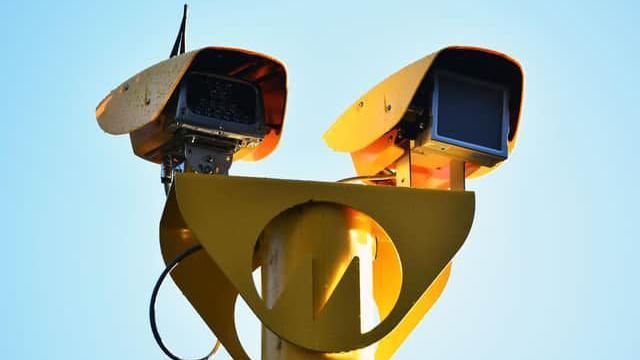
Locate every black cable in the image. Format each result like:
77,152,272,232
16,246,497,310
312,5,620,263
337,174,395,184
149,243,220,360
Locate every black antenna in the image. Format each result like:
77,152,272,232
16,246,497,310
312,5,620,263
170,4,188,58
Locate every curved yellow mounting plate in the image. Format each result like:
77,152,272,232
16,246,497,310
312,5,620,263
95,47,288,162
160,174,475,356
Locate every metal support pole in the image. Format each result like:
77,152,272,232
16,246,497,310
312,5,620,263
257,203,377,360
449,160,465,191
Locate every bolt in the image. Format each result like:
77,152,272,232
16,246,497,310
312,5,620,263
358,101,364,108
386,104,392,112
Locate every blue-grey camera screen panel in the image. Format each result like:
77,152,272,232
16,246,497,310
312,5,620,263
436,73,505,151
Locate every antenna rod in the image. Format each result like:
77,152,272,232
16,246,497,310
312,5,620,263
170,4,188,58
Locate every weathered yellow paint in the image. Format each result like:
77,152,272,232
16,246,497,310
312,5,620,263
160,173,475,357
95,47,288,162
96,50,198,135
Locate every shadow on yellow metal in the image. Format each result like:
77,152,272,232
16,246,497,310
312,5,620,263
257,202,378,359
160,173,475,358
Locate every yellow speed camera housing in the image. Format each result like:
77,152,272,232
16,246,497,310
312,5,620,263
96,47,287,165
324,46,523,186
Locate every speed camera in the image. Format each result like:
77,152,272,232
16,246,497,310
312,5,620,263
96,46,287,190
96,4,288,187
324,46,523,184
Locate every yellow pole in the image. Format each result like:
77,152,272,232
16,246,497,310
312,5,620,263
257,203,377,360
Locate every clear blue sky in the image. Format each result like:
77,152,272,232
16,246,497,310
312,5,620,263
1,0,638,358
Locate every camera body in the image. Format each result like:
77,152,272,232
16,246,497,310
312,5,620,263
96,47,288,178
324,46,524,188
